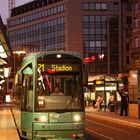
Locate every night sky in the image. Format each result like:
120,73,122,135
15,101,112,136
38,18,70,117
0,0,32,24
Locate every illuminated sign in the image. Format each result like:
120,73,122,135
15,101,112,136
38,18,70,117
83,53,105,64
38,64,80,73
51,64,72,71
95,80,104,85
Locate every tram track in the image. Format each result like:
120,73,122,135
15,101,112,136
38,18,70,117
86,119,115,140
85,116,140,140
86,128,115,140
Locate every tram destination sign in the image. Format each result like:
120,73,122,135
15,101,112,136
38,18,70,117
38,63,80,73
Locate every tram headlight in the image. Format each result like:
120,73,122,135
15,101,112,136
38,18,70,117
40,115,47,122
73,114,81,122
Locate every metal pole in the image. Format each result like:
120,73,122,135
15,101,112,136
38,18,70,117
138,71,140,119
104,77,106,112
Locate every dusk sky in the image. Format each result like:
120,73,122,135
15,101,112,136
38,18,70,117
0,0,32,24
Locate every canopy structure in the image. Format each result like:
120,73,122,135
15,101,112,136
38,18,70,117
88,74,124,91
0,58,7,65
0,16,12,80
0,16,12,60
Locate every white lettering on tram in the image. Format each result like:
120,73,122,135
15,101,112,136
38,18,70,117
51,64,72,71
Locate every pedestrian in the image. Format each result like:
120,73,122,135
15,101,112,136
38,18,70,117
119,89,129,117
108,93,115,112
95,95,102,111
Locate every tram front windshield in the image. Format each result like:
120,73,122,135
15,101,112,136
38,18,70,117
36,62,83,112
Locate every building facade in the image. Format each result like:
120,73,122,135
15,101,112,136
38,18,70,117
7,0,132,76
128,0,140,118
131,0,140,69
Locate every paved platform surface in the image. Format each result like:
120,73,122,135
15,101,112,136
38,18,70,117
0,106,20,140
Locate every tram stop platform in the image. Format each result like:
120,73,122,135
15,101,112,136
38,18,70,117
0,104,20,140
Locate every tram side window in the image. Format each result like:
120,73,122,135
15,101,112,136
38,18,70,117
21,65,33,112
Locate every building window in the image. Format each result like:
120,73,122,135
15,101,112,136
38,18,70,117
8,17,65,51
83,15,107,73
8,82,13,89
83,2,107,10
126,16,132,25
126,3,132,11
126,56,130,65
126,43,129,51
8,4,65,27
83,3,89,10
134,18,140,28
109,2,119,11
134,2,140,12
135,38,140,48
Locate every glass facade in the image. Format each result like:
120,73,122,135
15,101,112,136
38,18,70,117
83,15,107,74
82,2,121,74
133,2,140,49
8,17,65,52
8,5,65,27
7,0,125,75
83,2,119,11
83,2,107,10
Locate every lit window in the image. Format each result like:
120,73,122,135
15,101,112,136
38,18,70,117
135,38,140,48
135,3,140,11
134,18,140,28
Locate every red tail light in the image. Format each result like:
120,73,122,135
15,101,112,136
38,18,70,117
72,133,76,139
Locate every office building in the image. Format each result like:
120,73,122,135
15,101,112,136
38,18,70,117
7,0,132,75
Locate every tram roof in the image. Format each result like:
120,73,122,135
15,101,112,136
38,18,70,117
22,51,82,65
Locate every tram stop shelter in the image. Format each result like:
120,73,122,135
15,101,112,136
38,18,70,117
85,74,124,111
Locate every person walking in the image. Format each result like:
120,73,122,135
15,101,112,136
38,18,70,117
119,89,129,117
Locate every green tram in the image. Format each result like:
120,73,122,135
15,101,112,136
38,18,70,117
14,51,85,140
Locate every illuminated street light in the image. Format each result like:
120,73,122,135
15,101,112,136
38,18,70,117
0,43,8,58
4,67,10,78
13,50,26,55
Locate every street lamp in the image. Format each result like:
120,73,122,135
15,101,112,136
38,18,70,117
4,67,10,78
13,50,26,55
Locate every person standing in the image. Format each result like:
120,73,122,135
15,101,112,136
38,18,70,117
95,95,102,111
108,94,115,112
119,89,129,117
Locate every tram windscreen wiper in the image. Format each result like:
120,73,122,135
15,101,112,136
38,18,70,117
65,97,78,109
38,69,46,90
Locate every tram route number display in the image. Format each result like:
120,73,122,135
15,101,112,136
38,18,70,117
38,63,80,73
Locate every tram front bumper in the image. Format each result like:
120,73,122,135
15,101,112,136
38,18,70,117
32,122,85,140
